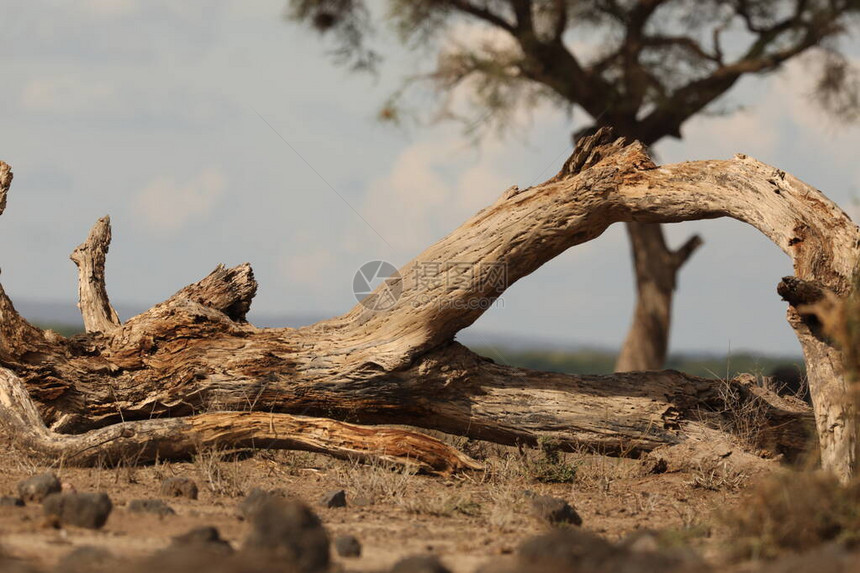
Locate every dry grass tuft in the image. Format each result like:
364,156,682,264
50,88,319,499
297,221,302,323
713,376,770,452
725,471,860,559
193,446,251,497
572,451,642,493
687,459,747,492
332,457,418,505
401,490,482,517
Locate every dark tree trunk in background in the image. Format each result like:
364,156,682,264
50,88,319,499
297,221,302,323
575,124,702,373
615,222,702,372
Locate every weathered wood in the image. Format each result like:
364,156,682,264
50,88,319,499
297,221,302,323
0,367,479,472
1,163,51,363
0,130,854,476
70,216,121,334
0,160,10,216
4,292,813,460
164,262,257,322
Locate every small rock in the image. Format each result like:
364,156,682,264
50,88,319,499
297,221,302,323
160,477,198,500
172,526,233,555
43,492,112,529
128,498,175,516
17,472,61,503
243,498,330,573
390,555,452,573
621,530,661,553
238,487,285,521
0,496,24,507
515,529,615,570
55,546,122,573
529,495,582,526
507,528,701,573
333,534,361,558
319,489,346,508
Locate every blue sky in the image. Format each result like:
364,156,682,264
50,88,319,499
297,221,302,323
1,0,859,356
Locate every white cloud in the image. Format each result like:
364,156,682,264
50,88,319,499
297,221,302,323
134,168,225,233
777,57,860,162
357,103,591,263
20,76,117,114
279,248,336,289
360,134,523,256
361,139,462,254
444,20,520,55
684,106,778,159
454,162,511,214
656,79,780,165
778,56,841,131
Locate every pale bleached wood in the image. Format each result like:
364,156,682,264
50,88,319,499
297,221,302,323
0,130,852,476
70,216,121,334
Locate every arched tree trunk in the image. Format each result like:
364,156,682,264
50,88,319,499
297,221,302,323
0,130,854,478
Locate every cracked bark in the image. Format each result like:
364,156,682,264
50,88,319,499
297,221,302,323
0,130,852,477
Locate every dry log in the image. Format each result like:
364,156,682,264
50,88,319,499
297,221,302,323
0,367,479,472
0,131,854,476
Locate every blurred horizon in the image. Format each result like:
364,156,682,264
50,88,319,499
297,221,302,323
13,297,803,364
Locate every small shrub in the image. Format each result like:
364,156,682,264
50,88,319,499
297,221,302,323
526,437,577,484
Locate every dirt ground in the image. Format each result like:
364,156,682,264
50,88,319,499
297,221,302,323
0,430,788,573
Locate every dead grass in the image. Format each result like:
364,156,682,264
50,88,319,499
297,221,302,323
192,446,251,497
484,481,532,532
332,457,419,505
725,470,860,559
713,376,770,452
687,458,748,492
401,490,482,517
572,452,642,493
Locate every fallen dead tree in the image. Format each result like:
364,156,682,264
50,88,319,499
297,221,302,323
0,130,853,476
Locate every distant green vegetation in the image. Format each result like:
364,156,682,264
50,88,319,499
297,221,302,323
33,323,84,338
469,346,804,379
